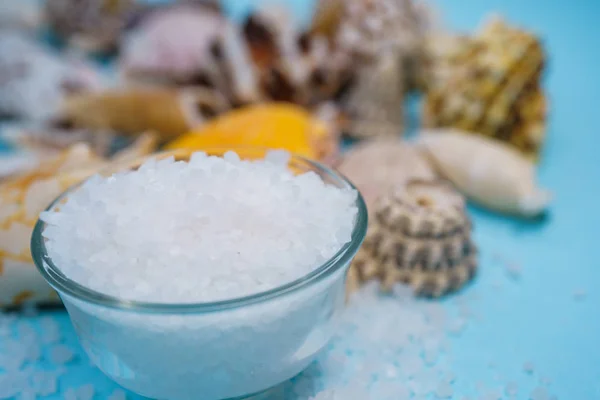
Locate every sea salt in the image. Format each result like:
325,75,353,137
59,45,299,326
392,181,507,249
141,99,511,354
48,344,75,364
107,388,127,400
41,151,358,303
38,151,359,400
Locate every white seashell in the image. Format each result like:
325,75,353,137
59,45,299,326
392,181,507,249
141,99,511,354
417,128,551,217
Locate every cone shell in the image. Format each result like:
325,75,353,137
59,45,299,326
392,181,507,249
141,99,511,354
347,179,477,298
418,128,551,217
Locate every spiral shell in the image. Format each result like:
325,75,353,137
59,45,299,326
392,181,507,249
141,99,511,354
423,16,547,160
347,179,477,298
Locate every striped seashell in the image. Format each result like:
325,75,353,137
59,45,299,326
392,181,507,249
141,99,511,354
347,179,477,298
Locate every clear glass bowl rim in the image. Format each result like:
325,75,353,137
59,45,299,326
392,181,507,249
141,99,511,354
30,147,368,314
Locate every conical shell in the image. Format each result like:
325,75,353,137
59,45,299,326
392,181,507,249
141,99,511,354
348,179,477,298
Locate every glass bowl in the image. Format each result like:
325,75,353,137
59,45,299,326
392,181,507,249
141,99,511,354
31,147,368,400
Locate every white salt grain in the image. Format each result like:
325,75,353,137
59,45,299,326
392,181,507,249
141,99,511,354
523,361,535,374
48,344,75,364
530,386,550,400
505,381,518,396
435,381,453,398
76,384,95,400
41,150,358,303
107,389,127,400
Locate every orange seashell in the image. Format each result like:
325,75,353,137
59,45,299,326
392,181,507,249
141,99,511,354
166,103,338,163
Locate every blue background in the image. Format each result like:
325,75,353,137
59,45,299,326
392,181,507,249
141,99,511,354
2,0,600,398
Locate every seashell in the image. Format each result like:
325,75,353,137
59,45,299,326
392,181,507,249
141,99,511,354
341,53,404,139
417,128,551,217
334,0,437,92
0,133,158,308
193,5,353,112
0,33,103,122
337,138,436,211
166,102,339,165
120,2,228,84
423,17,547,160
310,0,345,39
347,179,477,298
58,87,230,141
0,124,118,179
44,0,139,54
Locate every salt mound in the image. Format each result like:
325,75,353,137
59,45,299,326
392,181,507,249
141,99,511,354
41,150,358,303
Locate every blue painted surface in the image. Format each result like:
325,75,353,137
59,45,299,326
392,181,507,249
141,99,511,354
2,0,600,399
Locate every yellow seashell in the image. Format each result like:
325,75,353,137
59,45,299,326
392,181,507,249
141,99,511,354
166,103,337,163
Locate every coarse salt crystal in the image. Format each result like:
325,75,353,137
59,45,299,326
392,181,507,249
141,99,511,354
42,150,358,303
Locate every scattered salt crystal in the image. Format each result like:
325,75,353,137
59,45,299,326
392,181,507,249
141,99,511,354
443,371,456,383
435,381,453,398
76,384,95,400
523,361,535,374
540,376,553,385
31,371,58,396
48,344,75,364
505,263,522,280
530,386,550,400
505,381,518,396
108,388,127,400
64,388,78,400
40,317,61,344
0,370,29,398
18,389,36,400
572,289,587,301
423,349,438,365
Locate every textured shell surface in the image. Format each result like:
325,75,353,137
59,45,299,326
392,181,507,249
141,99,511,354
417,128,551,216
422,17,547,159
349,179,477,298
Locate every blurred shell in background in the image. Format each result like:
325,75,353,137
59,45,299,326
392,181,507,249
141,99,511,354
418,128,551,217
347,179,477,298
58,86,231,141
166,102,339,165
340,52,405,139
333,0,439,92
423,16,547,160
44,0,139,54
120,1,228,84
0,33,103,122
337,138,436,211
0,134,157,307
310,0,439,139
